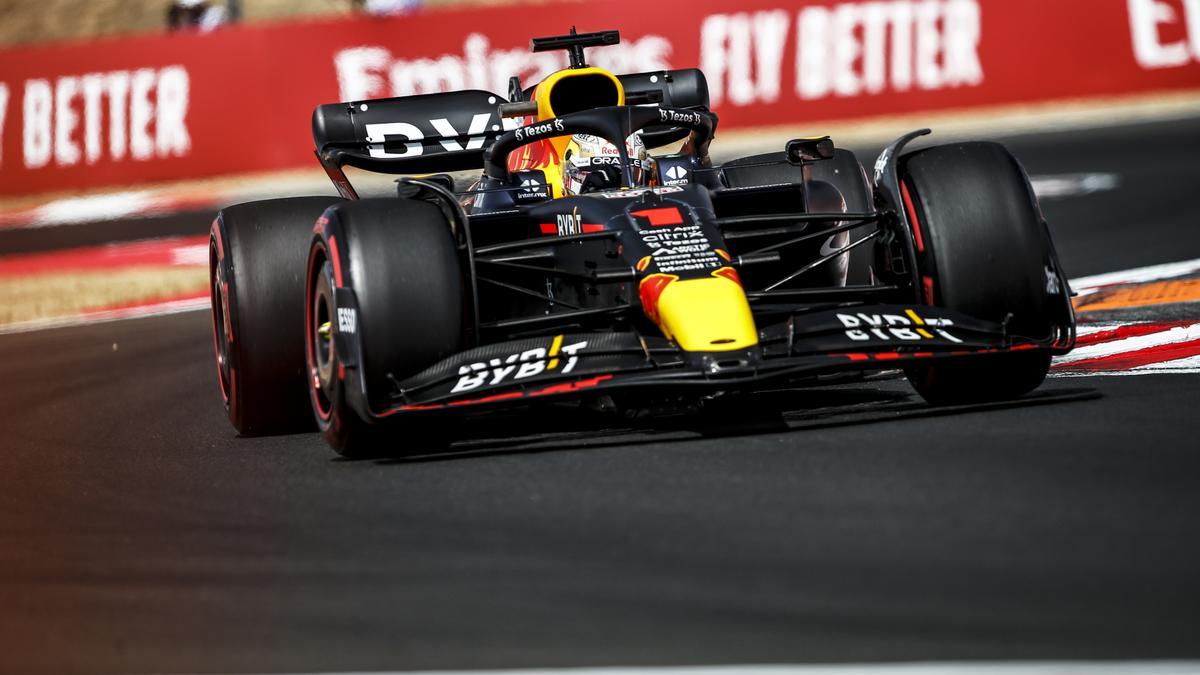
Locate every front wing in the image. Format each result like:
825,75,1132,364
367,304,1067,418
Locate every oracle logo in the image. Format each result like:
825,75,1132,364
700,0,983,106
1128,0,1200,69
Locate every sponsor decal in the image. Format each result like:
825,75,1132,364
634,207,723,275
664,165,689,181
819,235,844,257
539,210,604,236
336,307,357,334
513,117,565,142
366,112,496,159
641,244,721,274
512,171,549,202
701,0,983,107
656,159,693,187
401,374,614,410
518,178,549,200
836,309,961,343
1045,265,1063,295
873,146,891,183
450,335,588,394
657,108,703,125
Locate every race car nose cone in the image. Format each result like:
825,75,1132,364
654,276,759,352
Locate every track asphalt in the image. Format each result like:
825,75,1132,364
1,117,1198,673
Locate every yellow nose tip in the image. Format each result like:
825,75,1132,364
651,275,758,352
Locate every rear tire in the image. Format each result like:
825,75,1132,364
899,142,1055,404
306,198,466,457
210,196,344,435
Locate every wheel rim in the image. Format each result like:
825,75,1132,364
308,258,335,421
209,241,232,404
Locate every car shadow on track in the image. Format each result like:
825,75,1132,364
367,380,1101,466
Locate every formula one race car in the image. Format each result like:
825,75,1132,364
209,29,1076,456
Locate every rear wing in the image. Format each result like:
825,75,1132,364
312,68,711,197
313,89,507,174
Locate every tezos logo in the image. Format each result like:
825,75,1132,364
514,118,566,142
658,109,702,125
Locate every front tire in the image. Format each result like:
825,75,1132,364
306,198,466,457
899,142,1057,404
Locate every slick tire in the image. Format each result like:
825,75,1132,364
306,199,466,457
210,196,345,435
899,142,1055,404
722,148,876,284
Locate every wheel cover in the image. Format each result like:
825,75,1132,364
307,257,336,422
209,241,233,404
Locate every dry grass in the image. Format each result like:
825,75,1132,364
0,266,207,324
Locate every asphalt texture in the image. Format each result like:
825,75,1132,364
2,117,1199,673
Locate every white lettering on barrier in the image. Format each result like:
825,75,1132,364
334,33,671,101
130,68,156,161
15,66,190,170
156,66,191,158
23,79,51,169
53,77,80,166
107,71,130,161
1128,0,1200,68
335,47,391,106
81,74,105,164
702,0,982,107
0,83,8,169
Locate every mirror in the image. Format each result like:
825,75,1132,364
786,136,836,164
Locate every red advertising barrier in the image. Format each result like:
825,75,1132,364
1,0,1199,197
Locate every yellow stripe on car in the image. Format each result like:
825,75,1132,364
654,276,758,352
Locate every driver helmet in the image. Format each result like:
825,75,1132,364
563,132,650,195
